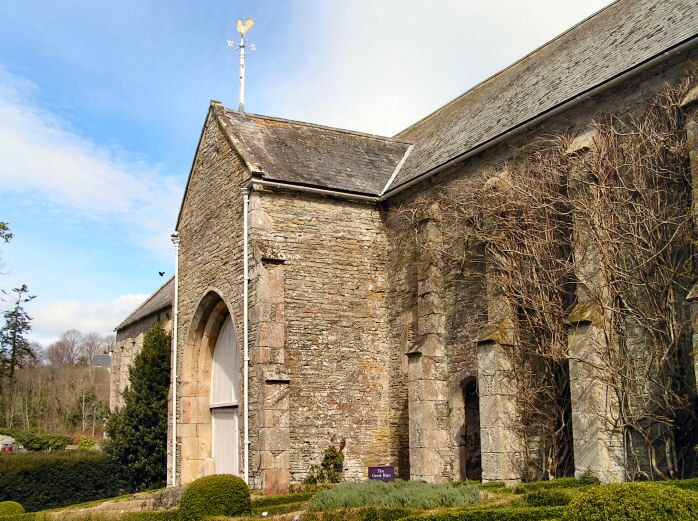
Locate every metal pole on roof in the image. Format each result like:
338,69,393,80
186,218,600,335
228,18,255,114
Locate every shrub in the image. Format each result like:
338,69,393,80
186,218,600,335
576,471,600,486
104,324,171,491
301,507,415,521
308,480,479,511
77,436,97,451
477,482,506,491
115,511,179,520
252,490,317,508
562,483,698,521
402,506,566,520
304,439,346,485
0,501,25,516
254,501,308,517
658,477,698,492
0,451,121,511
0,429,70,452
513,477,593,495
177,474,251,520
523,489,571,507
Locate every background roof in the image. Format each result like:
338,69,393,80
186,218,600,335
116,276,174,331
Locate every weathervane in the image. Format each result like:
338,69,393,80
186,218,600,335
228,18,255,114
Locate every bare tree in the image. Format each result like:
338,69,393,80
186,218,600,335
46,329,83,366
79,332,111,364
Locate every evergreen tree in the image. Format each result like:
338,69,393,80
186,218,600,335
0,222,11,243
105,324,171,490
0,284,37,426
0,221,12,274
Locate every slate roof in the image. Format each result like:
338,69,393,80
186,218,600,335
223,110,412,196
91,354,112,368
391,0,698,190
116,277,174,331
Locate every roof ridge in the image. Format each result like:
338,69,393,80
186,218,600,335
115,276,174,331
394,0,619,138
225,108,413,145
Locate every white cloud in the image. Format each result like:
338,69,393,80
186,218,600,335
0,67,182,257
29,293,149,345
263,0,611,136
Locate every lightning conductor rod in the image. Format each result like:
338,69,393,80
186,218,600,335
228,18,255,114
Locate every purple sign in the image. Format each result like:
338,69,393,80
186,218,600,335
368,466,394,482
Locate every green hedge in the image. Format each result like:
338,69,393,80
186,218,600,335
477,483,506,491
0,510,179,521
561,483,698,521
254,501,308,517
309,481,480,511
252,490,317,508
402,506,566,521
513,476,597,495
0,429,70,452
301,507,415,521
523,489,571,507
0,452,122,512
177,474,251,520
658,477,698,492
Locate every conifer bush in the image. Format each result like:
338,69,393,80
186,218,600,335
561,483,698,521
104,324,171,491
177,474,251,520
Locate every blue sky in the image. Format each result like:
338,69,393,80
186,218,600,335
0,0,609,344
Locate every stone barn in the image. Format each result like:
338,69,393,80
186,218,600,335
113,0,698,493
112,277,173,410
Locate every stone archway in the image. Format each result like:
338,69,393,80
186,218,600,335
179,290,241,484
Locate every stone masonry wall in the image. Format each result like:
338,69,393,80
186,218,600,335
253,188,392,483
384,50,698,484
174,105,253,485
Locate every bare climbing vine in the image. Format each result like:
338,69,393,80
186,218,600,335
392,75,698,481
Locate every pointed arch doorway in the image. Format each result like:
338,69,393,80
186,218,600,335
210,314,240,475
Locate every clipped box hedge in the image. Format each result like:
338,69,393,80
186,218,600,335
252,490,317,508
402,506,566,521
513,476,598,495
658,477,698,492
0,501,25,516
301,506,416,521
522,489,571,507
178,474,251,520
0,452,122,512
0,510,179,521
562,483,698,521
254,500,309,517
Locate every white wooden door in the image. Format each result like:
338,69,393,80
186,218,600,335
210,315,239,475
